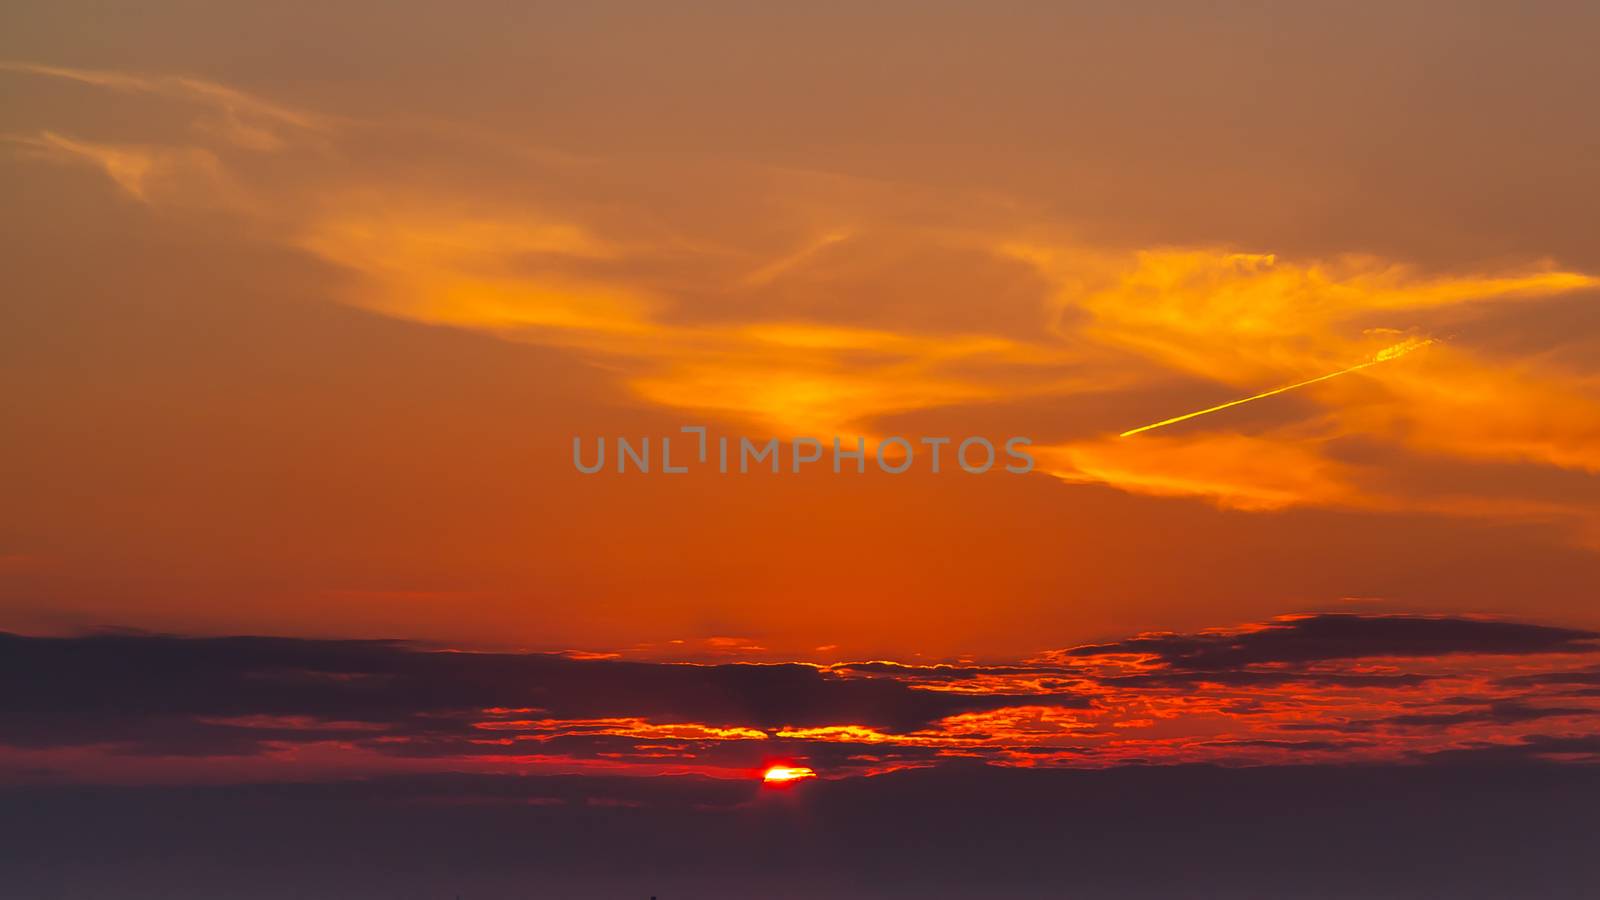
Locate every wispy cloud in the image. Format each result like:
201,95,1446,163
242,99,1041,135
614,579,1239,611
0,61,324,150
4,62,1598,533
3,130,222,200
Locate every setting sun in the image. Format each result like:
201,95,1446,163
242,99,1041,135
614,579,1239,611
762,765,817,785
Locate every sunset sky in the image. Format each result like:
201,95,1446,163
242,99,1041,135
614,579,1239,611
3,3,1600,896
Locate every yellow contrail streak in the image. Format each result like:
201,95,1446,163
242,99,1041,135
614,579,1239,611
1120,338,1435,437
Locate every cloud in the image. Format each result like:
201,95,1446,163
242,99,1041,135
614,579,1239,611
6,61,1600,535
1418,733,1600,765
0,61,324,150
0,631,1083,756
1009,248,1600,517
3,614,1598,781
3,131,223,201
1379,701,1596,728
1056,614,1600,670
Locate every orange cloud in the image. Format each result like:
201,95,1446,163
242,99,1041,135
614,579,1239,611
7,61,1599,534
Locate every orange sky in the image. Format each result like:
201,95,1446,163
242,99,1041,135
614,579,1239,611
3,4,1600,662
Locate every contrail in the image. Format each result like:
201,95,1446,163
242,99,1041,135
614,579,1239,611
1120,337,1435,437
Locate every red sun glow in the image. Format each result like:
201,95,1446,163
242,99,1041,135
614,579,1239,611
762,765,817,785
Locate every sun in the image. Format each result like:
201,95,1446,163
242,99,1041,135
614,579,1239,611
762,765,817,785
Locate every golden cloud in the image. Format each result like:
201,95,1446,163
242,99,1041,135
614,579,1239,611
6,61,1598,532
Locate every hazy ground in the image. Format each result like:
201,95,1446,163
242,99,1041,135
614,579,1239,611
5,763,1597,899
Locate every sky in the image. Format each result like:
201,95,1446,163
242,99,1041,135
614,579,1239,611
2,3,1600,894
